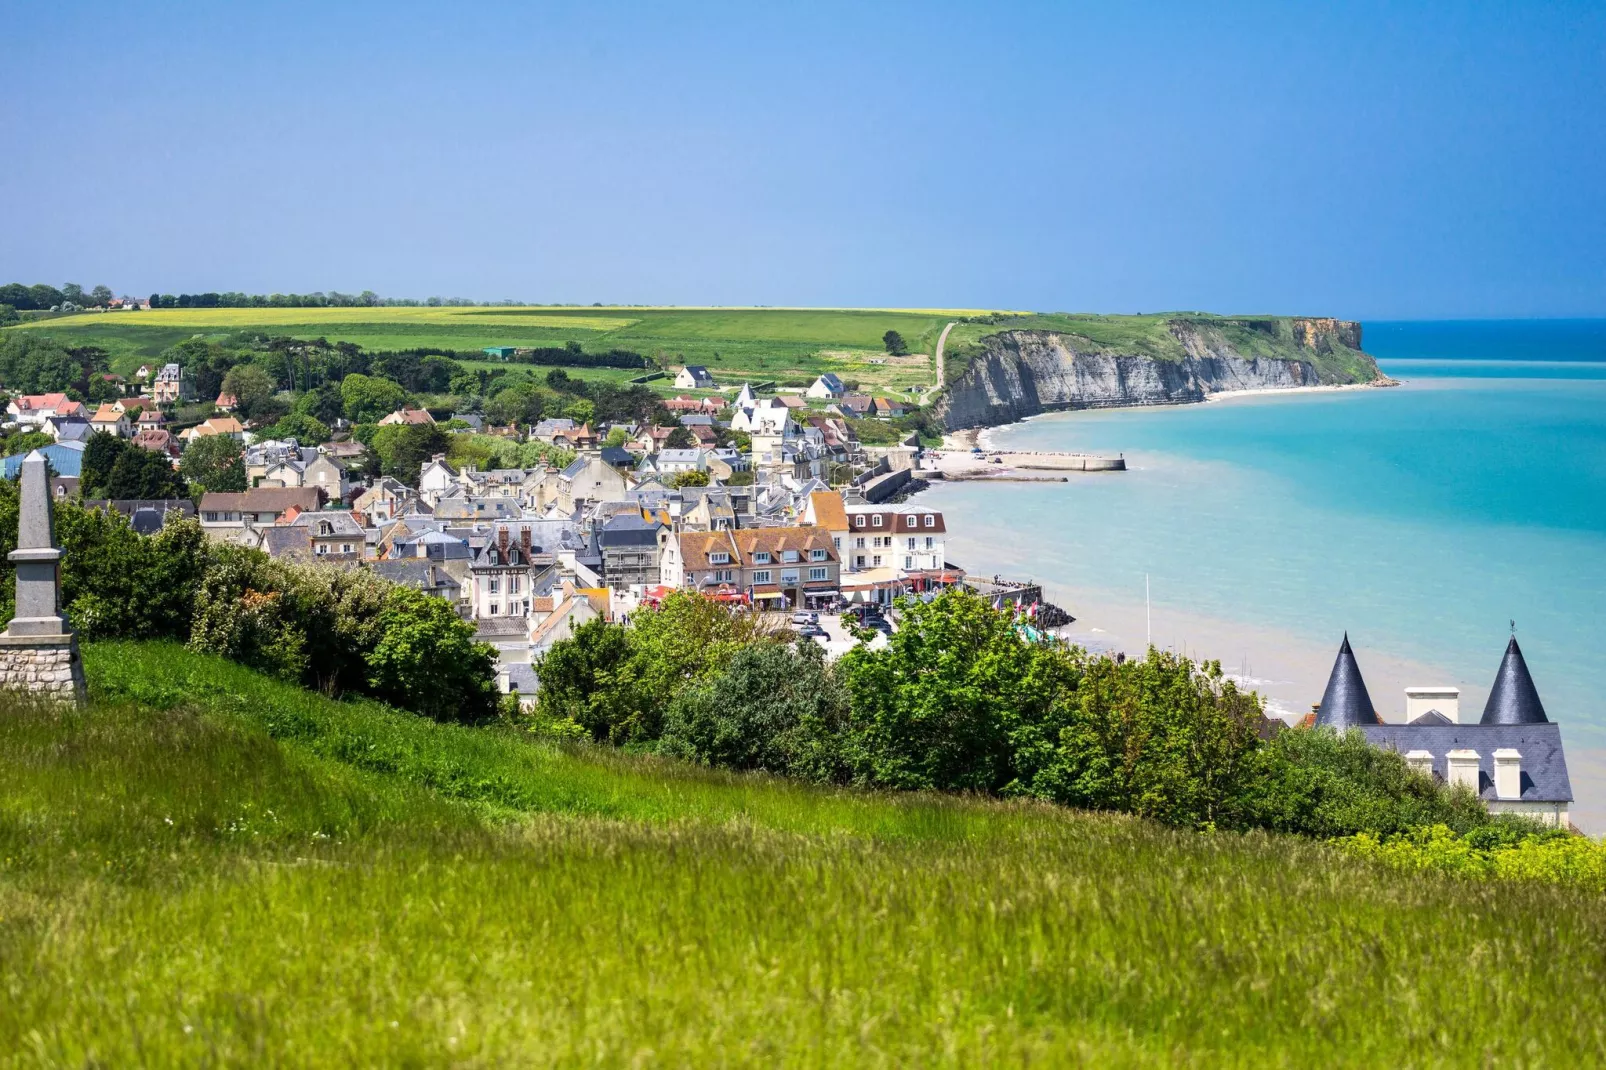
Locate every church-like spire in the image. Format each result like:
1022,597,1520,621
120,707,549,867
1480,635,1549,725
1316,634,1376,729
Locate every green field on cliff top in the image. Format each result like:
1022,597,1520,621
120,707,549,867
7,307,1379,392
0,640,1597,1065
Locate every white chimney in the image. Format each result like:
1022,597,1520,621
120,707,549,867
1405,686,1461,723
1404,750,1435,779
1446,749,1481,794
1493,748,1523,800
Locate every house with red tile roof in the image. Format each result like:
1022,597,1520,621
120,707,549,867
660,525,839,609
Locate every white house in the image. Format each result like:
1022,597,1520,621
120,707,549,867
418,455,459,505
674,365,716,390
806,372,846,399
842,504,947,575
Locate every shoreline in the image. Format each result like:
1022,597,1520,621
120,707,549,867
939,378,1398,453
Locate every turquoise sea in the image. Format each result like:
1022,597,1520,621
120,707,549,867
921,320,1606,825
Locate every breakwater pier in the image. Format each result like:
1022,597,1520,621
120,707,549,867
921,447,1126,482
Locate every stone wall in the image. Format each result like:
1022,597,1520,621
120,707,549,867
0,635,88,705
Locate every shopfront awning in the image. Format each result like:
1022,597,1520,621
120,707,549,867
751,591,786,601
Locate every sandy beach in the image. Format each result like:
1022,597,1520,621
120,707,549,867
919,374,1606,830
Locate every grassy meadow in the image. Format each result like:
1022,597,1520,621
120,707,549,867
0,640,1599,1065
8,307,1002,397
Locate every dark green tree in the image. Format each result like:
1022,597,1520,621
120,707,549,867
836,588,1078,792
534,615,639,740
882,330,908,356
221,363,276,420
104,447,188,500
179,435,247,493
340,373,409,423
293,381,345,425
370,422,448,484
80,432,130,497
365,587,499,721
263,412,332,445
659,640,848,779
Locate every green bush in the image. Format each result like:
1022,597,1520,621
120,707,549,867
537,588,1505,844
1030,648,1264,828
537,591,777,745
0,482,496,720
1342,823,1606,892
365,587,498,721
1239,725,1490,837
659,640,848,778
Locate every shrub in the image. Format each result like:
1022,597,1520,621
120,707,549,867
1342,823,1606,893
58,507,209,641
533,615,640,743
535,592,782,745
659,640,848,778
836,588,1079,792
1031,648,1265,828
1238,726,1490,837
365,587,498,722
189,550,309,681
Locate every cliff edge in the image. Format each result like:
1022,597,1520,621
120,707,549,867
936,315,1384,430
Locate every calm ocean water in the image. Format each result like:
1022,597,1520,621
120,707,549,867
922,319,1606,817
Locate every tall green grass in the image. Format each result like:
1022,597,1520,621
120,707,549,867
0,641,1598,1064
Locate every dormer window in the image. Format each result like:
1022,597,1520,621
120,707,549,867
872,515,883,527
709,551,731,565
782,550,799,563
752,551,771,564
810,548,826,561
854,516,866,528
923,515,935,527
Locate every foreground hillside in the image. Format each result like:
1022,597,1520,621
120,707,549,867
0,642,1599,1064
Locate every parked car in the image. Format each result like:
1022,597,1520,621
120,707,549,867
797,624,828,638
791,612,818,626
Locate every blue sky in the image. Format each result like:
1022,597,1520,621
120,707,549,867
2,1,1602,317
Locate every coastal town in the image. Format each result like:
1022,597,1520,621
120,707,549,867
0,358,1017,694
0,350,1574,830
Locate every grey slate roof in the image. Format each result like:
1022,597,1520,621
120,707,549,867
371,559,462,597
1360,723,1572,803
598,512,663,548
1481,636,1549,725
1315,635,1376,729
502,663,538,693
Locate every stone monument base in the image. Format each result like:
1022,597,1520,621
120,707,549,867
0,632,87,706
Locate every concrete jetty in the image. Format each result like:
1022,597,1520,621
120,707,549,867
923,447,1126,482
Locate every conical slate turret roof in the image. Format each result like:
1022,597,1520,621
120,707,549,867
1316,634,1376,729
1481,636,1549,725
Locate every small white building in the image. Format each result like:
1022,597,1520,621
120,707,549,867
805,372,845,399
674,365,716,390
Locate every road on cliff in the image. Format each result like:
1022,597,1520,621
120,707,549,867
928,320,956,402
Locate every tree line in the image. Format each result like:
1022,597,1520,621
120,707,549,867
0,482,497,720
536,588,1499,840
0,282,116,312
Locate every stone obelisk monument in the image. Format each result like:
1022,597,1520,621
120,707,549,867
0,451,86,705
